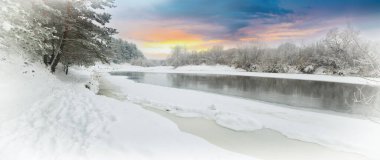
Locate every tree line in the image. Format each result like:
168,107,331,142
166,27,379,77
0,0,143,74
109,38,145,64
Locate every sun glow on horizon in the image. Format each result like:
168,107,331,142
110,0,380,59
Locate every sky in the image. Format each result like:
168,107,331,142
108,0,380,59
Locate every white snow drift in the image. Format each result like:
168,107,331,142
0,53,256,160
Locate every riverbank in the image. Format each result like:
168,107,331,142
98,74,371,160
104,64,380,85
100,69,380,160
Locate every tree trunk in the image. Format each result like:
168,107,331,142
51,0,71,73
43,55,49,67
64,64,69,75
50,52,62,73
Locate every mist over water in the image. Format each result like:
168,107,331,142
111,72,380,116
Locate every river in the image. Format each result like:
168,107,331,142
110,71,379,116
98,72,374,160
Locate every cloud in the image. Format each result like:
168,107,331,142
110,0,380,42
134,28,202,44
282,0,380,14
108,0,380,57
134,28,227,53
152,0,292,34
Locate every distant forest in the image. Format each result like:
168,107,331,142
109,38,145,64
160,27,379,77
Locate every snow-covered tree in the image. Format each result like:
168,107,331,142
0,0,57,60
162,27,378,77
1,0,118,74
109,38,145,64
167,46,189,67
43,0,117,73
324,27,378,75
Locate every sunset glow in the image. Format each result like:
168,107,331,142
109,0,380,59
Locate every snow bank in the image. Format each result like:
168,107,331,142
104,75,380,159
112,64,380,85
0,53,256,160
214,112,263,131
175,64,246,72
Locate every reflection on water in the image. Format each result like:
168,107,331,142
110,72,379,115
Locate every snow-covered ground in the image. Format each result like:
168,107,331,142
103,75,380,159
0,53,256,160
107,64,380,86
97,63,380,160
2,54,380,160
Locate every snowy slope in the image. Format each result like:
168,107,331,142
0,53,256,160
104,74,380,160
111,64,380,85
